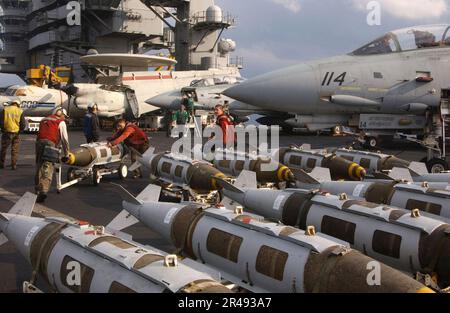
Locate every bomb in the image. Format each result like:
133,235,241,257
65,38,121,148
334,148,450,183
0,193,231,293
109,184,433,293
131,148,228,194
295,167,450,220
272,146,367,181
66,142,125,167
219,171,450,289
212,150,295,185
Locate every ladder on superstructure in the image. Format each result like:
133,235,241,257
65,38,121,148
441,98,450,162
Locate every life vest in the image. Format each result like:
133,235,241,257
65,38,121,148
216,114,234,127
216,114,235,145
124,123,148,147
37,115,63,145
3,105,23,133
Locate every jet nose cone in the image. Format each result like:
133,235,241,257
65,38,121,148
146,92,181,111
223,63,317,113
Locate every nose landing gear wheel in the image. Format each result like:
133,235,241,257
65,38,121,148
426,158,449,173
364,137,379,149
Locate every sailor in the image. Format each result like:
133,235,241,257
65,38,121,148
0,99,27,170
185,93,195,122
214,104,235,148
108,119,149,178
35,107,70,203
83,103,100,143
173,105,190,126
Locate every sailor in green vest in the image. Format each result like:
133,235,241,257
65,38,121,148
172,105,190,139
0,100,27,170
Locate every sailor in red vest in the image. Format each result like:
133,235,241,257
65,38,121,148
214,104,235,148
35,107,70,203
108,119,149,178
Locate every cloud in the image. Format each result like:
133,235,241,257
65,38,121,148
237,45,300,77
269,0,302,13
352,0,448,20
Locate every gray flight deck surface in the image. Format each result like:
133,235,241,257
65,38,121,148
0,130,426,292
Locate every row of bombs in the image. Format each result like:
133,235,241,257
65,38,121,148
1,145,448,293
65,143,450,220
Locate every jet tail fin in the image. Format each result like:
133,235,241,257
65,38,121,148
0,192,37,246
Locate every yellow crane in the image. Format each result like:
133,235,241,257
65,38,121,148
26,65,72,87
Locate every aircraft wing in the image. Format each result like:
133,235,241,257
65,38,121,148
80,54,177,68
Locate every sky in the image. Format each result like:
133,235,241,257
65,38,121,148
216,0,450,77
1,0,450,85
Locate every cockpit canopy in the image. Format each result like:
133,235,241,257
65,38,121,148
352,25,450,56
190,76,246,88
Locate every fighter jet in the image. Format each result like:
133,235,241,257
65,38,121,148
224,25,450,133
147,78,289,123
66,53,241,120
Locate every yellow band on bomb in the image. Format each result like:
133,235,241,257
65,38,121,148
211,173,227,190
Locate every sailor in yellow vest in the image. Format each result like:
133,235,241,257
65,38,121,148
0,100,27,170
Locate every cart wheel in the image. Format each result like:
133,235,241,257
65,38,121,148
119,164,128,180
364,137,378,149
332,126,343,136
67,167,76,182
426,158,449,173
93,168,101,186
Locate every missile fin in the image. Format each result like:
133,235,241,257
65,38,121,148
293,167,330,184
109,183,143,205
106,209,139,232
221,196,239,211
8,192,37,217
142,147,156,159
234,170,257,190
389,168,413,182
129,162,141,172
408,162,429,176
215,177,244,194
136,184,162,203
0,234,8,246
299,144,312,150
310,167,332,182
